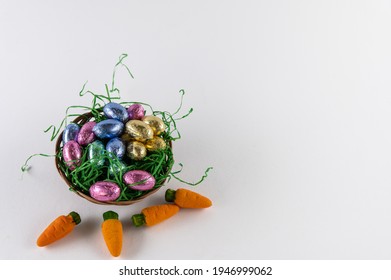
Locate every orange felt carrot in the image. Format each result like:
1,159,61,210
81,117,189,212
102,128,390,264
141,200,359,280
102,211,123,257
132,204,180,227
36,211,81,247
165,188,212,208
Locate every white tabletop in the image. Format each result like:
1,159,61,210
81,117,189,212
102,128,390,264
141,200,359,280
1,0,391,260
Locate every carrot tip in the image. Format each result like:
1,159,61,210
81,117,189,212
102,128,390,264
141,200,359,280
165,189,176,202
131,214,146,227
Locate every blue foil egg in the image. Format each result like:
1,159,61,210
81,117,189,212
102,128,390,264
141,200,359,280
92,119,124,139
103,102,129,123
106,137,126,159
62,123,80,144
87,140,105,166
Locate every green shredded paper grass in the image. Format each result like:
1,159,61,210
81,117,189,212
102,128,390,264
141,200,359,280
22,54,212,202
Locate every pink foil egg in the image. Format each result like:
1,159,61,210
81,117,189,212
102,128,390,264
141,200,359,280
127,104,145,120
89,181,121,202
62,140,82,170
77,121,96,146
123,170,155,191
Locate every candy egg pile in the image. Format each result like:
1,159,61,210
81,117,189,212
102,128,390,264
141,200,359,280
60,102,171,203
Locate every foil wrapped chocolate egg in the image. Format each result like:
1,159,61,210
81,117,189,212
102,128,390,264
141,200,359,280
108,160,127,178
62,140,82,170
145,136,167,151
89,181,121,202
125,120,153,142
123,170,155,191
77,121,96,146
120,133,133,144
62,123,80,144
103,102,129,123
106,137,126,159
126,141,147,161
142,115,166,135
87,140,105,166
127,104,145,120
92,119,124,139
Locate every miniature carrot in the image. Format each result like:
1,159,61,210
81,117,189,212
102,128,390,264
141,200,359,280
165,188,212,208
36,211,81,247
102,211,122,257
132,204,180,227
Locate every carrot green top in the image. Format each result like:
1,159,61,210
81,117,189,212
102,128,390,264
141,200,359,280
132,214,146,227
68,211,81,225
165,189,176,202
103,210,119,221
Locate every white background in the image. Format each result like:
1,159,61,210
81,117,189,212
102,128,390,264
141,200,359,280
1,0,391,260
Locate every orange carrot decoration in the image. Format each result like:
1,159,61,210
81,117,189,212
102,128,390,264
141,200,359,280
132,204,180,227
165,188,212,208
101,211,123,257
36,211,81,247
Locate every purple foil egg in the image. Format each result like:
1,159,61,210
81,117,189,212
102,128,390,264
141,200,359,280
62,140,82,170
62,123,80,144
77,121,96,146
127,104,145,120
123,170,155,191
89,181,121,202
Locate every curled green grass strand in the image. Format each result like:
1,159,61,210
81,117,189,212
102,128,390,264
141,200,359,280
21,153,55,172
169,166,213,186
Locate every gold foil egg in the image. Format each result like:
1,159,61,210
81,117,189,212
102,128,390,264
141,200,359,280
145,136,167,151
125,120,154,142
142,115,166,135
127,141,147,161
120,133,133,144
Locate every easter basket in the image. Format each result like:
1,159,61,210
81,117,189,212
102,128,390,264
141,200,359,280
54,110,174,206
23,54,211,206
